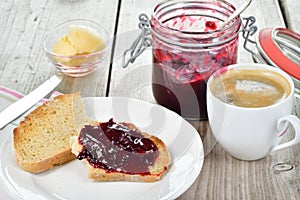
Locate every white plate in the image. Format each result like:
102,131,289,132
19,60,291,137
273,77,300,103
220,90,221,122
0,97,204,200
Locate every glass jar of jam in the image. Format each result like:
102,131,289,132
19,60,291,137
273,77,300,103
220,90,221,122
150,0,241,120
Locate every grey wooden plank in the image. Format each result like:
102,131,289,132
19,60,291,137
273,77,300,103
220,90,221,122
0,0,119,97
279,0,300,32
109,0,157,102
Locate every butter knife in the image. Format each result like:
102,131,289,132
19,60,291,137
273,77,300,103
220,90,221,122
0,75,62,129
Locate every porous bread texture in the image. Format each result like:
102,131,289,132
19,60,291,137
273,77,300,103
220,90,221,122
13,93,89,173
71,122,170,182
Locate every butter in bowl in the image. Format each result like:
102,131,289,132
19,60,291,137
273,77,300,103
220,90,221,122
43,19,110,77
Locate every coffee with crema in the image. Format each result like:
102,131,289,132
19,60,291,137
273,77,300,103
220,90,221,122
210,69,291,108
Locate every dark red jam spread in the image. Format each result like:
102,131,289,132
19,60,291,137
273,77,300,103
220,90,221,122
77,118,159,175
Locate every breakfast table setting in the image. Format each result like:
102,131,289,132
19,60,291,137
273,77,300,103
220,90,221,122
1,0,300,199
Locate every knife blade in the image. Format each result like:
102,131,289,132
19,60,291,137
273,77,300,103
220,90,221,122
0,75,62,129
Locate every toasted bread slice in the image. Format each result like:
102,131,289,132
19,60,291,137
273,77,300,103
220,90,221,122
13,93,89,173
71,120,170,182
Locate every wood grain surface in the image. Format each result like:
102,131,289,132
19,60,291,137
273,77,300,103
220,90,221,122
0,0,299,199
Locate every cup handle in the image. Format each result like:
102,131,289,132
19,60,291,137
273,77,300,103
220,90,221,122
271,115,300,153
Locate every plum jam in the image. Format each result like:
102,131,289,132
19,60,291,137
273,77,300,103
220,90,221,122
77,119,159,175
151,0,241,119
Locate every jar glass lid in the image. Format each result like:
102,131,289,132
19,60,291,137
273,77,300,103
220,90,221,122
257,27,300,80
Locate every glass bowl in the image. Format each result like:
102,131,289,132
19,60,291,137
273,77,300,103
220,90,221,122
43,19,110,77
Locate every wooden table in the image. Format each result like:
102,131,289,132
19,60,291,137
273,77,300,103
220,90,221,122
1,0,299,199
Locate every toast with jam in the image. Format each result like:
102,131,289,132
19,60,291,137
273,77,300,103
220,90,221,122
71,118,170,182
13,93,89,173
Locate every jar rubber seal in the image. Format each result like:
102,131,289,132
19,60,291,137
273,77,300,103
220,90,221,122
257,27,300,80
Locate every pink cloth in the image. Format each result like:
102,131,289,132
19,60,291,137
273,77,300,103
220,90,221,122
0,86,61,126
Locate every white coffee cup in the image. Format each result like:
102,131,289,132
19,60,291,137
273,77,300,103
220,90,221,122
207,63,300,161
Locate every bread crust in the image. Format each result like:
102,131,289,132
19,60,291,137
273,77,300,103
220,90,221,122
71,122,170,182
13,93,87,173
14,148,76,173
